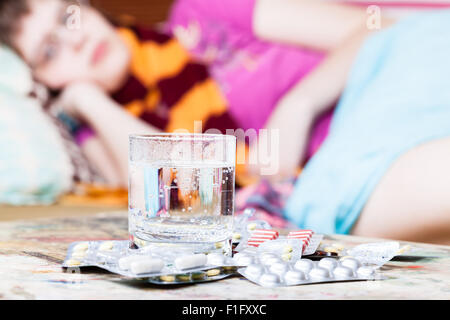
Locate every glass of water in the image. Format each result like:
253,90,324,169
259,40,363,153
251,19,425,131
128,133,236,255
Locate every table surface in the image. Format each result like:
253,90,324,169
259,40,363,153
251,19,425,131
0,210,449,300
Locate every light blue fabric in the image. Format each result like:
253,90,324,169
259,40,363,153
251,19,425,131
284,10,450,234
0,46,73,205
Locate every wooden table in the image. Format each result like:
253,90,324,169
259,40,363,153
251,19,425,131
0,210,449,300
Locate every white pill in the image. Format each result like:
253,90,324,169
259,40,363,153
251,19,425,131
237,255,254,266
357,266,376,277
262,256,281,266
318,258,339,271
259,253,276,261
130,258,165,274
341,258,361,271
245,264,264,278
333,266,354,279
71,251,86,259
270,262,289,276
207,253,225,266
175,254,207,270
309,267,331,279
73,242,89,252
284,270,306,284
118,255,146,270
233,252,249,264
294,259,314,273
247,223,257,231
259,273,280,287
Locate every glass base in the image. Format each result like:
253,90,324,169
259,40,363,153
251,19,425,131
129,234,233,257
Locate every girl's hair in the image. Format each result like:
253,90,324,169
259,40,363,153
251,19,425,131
0,0,29,47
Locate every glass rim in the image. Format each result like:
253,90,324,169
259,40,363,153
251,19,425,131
129,133,237,141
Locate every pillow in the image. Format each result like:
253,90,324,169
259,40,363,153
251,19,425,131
0,46,74,205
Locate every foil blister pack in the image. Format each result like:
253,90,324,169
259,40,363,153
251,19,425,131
63,240,239,278
237,255,383,288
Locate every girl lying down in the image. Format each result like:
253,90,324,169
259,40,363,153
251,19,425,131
1,0,449,244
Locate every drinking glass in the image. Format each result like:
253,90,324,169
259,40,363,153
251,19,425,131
128,133,236,255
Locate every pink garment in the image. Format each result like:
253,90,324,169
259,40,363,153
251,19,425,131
167,0,326,132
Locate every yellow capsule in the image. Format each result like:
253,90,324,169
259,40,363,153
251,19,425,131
247,223,257,231
176,274,191,282
232,232,242,240
191,272,206,280
159,275,175,282
215,242,224,249
206,269,221,277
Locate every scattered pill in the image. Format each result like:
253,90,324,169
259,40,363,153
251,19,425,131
215,242,223,249
130,258,165,274
232,233,241,241
175,254,207,270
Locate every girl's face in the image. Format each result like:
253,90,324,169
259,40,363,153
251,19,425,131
13,0,130,92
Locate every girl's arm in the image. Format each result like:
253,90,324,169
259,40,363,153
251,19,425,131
256,29,372,179
56,83,161,187
253,0,371,52
249,0,395,179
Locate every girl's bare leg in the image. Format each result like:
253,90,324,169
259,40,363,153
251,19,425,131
351,137,450,245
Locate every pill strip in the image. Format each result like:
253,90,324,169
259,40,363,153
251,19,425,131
287,230,315,252
247,229,279,247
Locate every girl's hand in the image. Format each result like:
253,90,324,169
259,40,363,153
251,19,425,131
51,82,107,119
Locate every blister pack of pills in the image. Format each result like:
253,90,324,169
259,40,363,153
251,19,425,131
63,240,243,278
146,266,238,285
234,229,323,257
237,256,384,287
